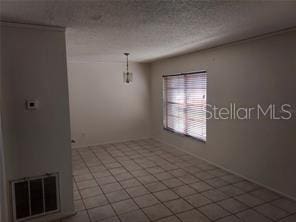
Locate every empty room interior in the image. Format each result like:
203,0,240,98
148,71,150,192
1,1,296,222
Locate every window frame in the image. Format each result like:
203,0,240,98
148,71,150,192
162,70,207,143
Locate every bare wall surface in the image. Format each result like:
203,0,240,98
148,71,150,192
68,61,151,148
150,30,296,199
0,22,74,221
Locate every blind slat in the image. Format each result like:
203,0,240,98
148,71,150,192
163,72,207,141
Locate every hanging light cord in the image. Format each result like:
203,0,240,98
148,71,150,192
124,52,129,73
127,54,129,72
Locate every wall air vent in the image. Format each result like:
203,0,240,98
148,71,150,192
11,173,60,221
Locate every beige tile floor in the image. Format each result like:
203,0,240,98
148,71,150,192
62,139,296,222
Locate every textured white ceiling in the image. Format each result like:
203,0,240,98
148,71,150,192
1,0,296,62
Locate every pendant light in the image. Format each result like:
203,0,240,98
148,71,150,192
123,53,133,83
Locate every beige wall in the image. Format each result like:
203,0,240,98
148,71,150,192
68,61,151,148
150,30,296,199
0,22,74,221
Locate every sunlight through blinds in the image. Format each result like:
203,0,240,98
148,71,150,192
163,71,207,141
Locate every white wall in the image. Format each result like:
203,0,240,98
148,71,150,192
150,30,296,199
0,22,74,221
68,61,151,148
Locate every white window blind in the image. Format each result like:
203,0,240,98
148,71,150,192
163,71,207,141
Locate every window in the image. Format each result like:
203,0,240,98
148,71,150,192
163,71,207,141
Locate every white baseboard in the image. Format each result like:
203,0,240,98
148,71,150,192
28,211,76,222
71,137,152,149
154,137,296,202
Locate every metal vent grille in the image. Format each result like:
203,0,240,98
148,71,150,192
11,173,60,221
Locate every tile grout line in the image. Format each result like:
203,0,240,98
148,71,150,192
92,142,150,222
95,141,179,221
73,150,93,221
98,140,218,222
71,139,296,222
80,146,125,222
79,140,278,221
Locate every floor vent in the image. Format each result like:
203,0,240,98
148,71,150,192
11,173,60,221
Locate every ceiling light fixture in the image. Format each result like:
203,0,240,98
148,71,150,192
123,53,133,83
